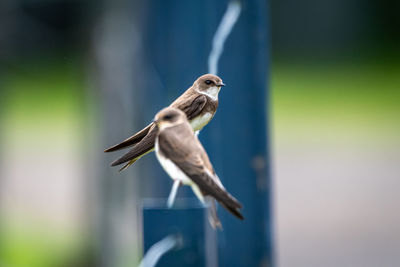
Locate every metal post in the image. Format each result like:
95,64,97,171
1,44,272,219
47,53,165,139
141,199,217,267
204,1,273,265
139,1,272,265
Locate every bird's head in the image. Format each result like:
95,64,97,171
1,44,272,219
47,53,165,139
154,107,187,130
194,74,225,99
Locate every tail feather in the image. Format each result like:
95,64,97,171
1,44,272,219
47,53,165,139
111,146,154,167
214,190,244,220
110,126,158,168
221,202,244,220
188,172,244,220
104,123,154,152
118,158,139,172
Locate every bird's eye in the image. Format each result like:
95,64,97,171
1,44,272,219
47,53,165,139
205,80,212,85
163,114,173,121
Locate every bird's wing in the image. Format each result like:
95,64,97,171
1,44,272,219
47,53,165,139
171,94,208,120
158,124,243,219
105,92,206,153
104,122,154,152
110,124,157,167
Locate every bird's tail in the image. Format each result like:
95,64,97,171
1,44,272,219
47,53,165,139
110,125,158,169
215,189,244,220
221,202,244,220
118,158,139,172
113,147,154,169
191,173,244,220
104,123,154,152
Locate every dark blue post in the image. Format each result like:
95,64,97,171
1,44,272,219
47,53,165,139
129,0,271,266
142,200,217,267
206,1,273,266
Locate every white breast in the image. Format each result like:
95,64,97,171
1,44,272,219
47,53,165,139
155,138,193,185
190,112,213,132
197,86,220,101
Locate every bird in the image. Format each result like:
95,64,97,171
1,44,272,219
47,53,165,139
153,107,244,229
104,74,226,171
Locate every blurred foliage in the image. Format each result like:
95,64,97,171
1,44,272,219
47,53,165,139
0,219,91,267
271,57,400,142
1,56,85,131
0,56,91,267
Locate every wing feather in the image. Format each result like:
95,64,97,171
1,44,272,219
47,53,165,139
110,125,157,166
158,124,243,219
104,123,153,152
106,91,209,169
171,94,207,120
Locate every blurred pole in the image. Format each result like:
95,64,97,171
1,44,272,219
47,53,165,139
96,0,272,266
93,0,142,266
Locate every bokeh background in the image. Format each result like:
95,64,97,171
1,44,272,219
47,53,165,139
0,0,399,267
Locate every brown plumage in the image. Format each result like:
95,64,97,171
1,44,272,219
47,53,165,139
154,108,244,227
105,74,224,170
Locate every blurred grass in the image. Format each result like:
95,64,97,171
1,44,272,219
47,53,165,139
0,57,88,267
1,57,86,140
0,219,87,267
271,58,400,143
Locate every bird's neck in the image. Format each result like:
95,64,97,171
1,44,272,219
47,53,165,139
196,86,220,101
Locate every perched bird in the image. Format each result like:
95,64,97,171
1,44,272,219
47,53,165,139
104,74,225,171
153,107,244,229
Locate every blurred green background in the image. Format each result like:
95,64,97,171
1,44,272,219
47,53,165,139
0,0,399,266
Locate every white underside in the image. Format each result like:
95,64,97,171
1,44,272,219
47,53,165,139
196,86,220,101
155,138,205,204
190,85,219,131
155,139,193,185
190,112,213,132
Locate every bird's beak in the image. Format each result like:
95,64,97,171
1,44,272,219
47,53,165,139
217,82,226,87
